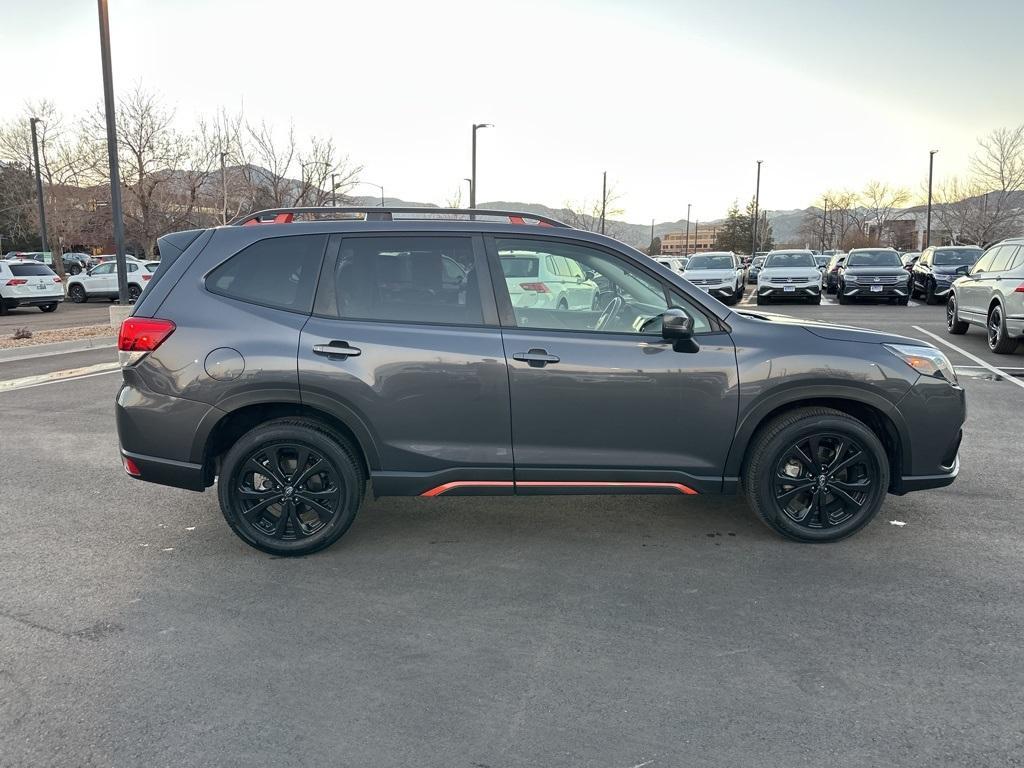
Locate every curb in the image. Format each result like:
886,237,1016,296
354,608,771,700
0,336,117,364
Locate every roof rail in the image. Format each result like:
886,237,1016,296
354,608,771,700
229,206,570,228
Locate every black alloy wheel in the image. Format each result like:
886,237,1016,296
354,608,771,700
925,280,938,305
988,304,1018,354
219,419,364,555
744,407,889,542
128,285,142,303
946,296,968,334
69,284,87,303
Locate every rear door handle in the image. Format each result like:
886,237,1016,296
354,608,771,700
312,341,361,359
512,348,560,367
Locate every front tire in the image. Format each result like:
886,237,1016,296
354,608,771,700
837,289,850,305
128,285,142,303
743,407,890,542
218,419,365,556
988,304,1018,354
809,293,821,305
925,280,938,305
68,284,87,303
946,295,968,335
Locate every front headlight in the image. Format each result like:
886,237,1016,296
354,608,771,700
884,344,958,385
845,274,858,283
935,273,953,282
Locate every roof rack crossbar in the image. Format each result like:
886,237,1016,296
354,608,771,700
229,207,570,228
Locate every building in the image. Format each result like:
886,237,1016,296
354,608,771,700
660,227,718,255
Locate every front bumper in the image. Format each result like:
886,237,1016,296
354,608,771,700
841,283,910,299
692,283,737,299
758,284,820,299
890,376,966,495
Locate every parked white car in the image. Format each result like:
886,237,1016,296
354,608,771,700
66,260,152,304
0,259,64,315
500,251,599,310
654,256,687,273
681,251,745,305
757,249,822,305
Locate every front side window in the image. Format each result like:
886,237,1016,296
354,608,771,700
971,247,999,275
988,246,1015,273
92,263,115,275
206,234,327,313
322,236,482,326
496,238,671,335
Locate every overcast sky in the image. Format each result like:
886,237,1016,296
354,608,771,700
3,0,1023,222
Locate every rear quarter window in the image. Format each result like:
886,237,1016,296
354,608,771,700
206,235,328,313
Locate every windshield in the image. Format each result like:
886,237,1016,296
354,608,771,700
765,252,814,268
814,256,830,267
752,256,766,267
500,256,539,278
934,248,982,266
685,254,733,270
847,250,901,267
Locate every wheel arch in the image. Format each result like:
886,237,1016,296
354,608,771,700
727,389,909,493
195,400,378,487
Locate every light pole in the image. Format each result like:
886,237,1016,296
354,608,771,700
694,219,699,251
925,150,938,248
331,173,337,206
820,197,828,253
751,160,762,257
600,171,607,235
29,118,48,255
97,0,129,304
220,151,228,224
470,123,492,209
353,181,385,207
464,178,473,208
684,203,691,257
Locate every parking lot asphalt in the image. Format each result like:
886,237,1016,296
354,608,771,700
1,296,1022,767
0,299,113,333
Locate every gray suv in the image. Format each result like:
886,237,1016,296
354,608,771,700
116,207,965,555
947,237,1024,353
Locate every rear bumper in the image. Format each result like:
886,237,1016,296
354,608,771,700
2,294,64,307
121,449,206,491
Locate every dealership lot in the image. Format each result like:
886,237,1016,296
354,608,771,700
1,297,1022,767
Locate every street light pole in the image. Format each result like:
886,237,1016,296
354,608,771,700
470,123,492,210
464,178,473,208
684,203,691,257
820,197,828,253
694,219,699,251
331,173,337,207
29,118,48,255
97,0,129,304
751,160,762,257
600,171,607,235
220,151,228,225
926,150,938,248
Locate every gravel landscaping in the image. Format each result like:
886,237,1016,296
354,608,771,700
0,323,116,350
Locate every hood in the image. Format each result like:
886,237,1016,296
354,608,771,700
842,265,907,277
731,309,928,346
683,268,737,281
931,265,969,275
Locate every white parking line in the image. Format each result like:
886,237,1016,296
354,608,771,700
911,325,1024,391
0,362,121,394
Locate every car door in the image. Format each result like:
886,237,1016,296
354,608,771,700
298,233,513,494
913,248,931,293
488,235,738,494
86,262,116,294
960,247,1000,318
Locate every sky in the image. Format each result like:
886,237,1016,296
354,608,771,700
2,0,1023,223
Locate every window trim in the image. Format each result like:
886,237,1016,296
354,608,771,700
203,233,331,316
309,232,499,328
484,233,722,337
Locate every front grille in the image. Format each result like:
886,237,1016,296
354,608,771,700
851,275,901,285
688,278,726,286
768,276,814,284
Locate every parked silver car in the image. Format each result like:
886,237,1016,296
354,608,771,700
946,237,1024,353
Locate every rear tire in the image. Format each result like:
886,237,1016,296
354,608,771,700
68,284,87,303
68,264,82,275
946,295,968,335
128,285,142,303
218,418,365,556
743,407,889,543
988,304,1019,354
39,303,58,313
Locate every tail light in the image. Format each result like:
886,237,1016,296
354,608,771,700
1015,283,1024,293
5,279,27,286
118,317,175,367
53,276,63,283
123,456,142,477
519,282,550,293
142,273,152,280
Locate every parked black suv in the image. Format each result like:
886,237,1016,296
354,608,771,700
911,245,983,305
116,208,965,555
837,248,912,305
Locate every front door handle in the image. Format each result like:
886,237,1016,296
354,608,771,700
512,348,560,368
312,341,361,359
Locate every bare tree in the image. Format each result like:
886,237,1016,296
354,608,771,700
563,182,625,236
800,190,865,251
862,180,910,245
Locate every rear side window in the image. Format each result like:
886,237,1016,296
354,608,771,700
988,246,1015,273
206,235,327,313
1007,247,1024,271
319,236,482,326
10,263,55,277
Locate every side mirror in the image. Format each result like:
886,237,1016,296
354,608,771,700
583,269,597,281
956,265,970,275
661,308,699,353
